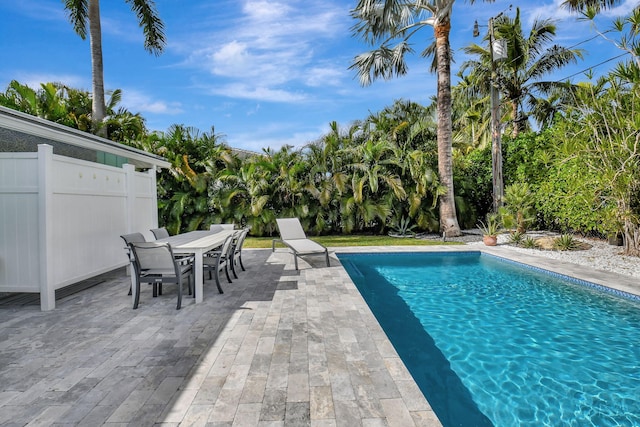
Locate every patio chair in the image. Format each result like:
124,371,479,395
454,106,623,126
128,241,195,310
210,223,235,232
274,218,330,270
230,227,250,277
203,233,235,294
120,232,146,296
150,227,170,239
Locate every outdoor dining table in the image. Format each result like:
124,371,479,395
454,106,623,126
155,229,236,304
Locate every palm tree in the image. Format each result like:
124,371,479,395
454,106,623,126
562,0,624,11
350,0,492,237
0,80,91,130
303,121,354,234
461,8,583,138
63,0,165,135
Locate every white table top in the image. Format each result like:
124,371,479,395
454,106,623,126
159,229,235,252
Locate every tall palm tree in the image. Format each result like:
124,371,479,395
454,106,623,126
350,0,492,237
63,0,165,135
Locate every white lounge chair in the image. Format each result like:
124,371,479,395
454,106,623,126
273,218,330,270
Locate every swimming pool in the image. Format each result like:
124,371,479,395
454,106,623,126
338,251,640,427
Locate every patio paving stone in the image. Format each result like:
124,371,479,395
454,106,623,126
0,248,440,426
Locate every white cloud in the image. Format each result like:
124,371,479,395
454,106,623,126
7,0,66,22
209,83,307,103
525,0,575,24
121,89,183,115
174,0,351,103
242,0,290,22
230,126,325,151
305,66,345,87
594,0,639,17
1,73,88,91
525,0,639,25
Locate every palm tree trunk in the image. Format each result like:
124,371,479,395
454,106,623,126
435,19,462,237
510,99,519,138
89,0,106,136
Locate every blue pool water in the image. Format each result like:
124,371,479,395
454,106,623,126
338,252,640,427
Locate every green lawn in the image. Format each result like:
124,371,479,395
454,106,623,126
244,234,463,249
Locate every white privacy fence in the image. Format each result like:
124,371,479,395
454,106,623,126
0,144,159,310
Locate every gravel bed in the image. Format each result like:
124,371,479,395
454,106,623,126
421,230,640,279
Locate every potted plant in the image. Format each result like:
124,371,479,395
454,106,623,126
478,214,500,246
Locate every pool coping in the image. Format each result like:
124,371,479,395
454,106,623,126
331,244,640,301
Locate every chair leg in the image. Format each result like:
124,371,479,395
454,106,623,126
239,253,245,271
294,253,299,270
214,263,224,294
224,262,232,283
133,280,141,309
176,278,183,310
230,255,238,279
325,250,330,267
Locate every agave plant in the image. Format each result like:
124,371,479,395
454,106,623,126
508,230,525,245
478,214,500,236
553,234,580,251
521,236,541,249
389,216,417,237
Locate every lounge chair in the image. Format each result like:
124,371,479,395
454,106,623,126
273,218,330,270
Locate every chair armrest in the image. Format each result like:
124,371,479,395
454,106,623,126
174,254,195,266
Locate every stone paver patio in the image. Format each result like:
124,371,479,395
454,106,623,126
2,244,639,426
0,248,441,426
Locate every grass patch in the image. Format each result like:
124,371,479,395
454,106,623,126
244,234,462,249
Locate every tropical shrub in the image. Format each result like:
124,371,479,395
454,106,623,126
498,182,536,233
542,74,640,256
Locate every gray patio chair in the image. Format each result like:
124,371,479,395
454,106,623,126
150,227,170,239
120,232,146,296
210,223,234,232
128,241,195,310
274,218,330,270
230,227,250,277
203,233,235,294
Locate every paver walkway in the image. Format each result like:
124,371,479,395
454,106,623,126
0,249,440,426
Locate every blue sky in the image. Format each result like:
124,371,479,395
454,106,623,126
0,0,637,152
